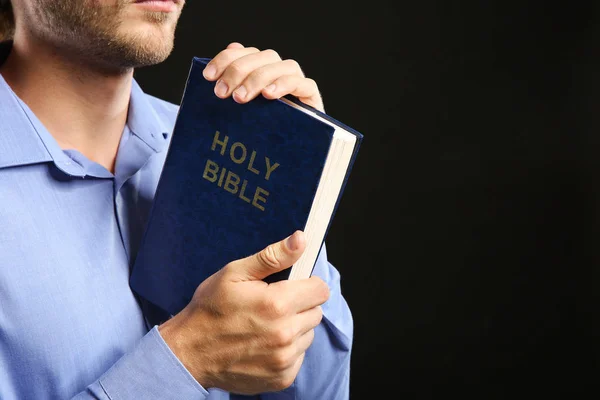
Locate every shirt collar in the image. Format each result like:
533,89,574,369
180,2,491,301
0,41,170,173
128,79,171,154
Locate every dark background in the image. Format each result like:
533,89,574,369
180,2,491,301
136,1,600,398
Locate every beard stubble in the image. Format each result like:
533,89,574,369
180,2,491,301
29,0,179,72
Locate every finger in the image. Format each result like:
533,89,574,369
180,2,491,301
292,307,323,339
214,49,282,99
283,351,305,388
269,277,330,313
227,42,245,50
202,46,260,81
296,329,315,355
226,230,306,281
269,350,305,391
262,75,324,112
232,59,304,104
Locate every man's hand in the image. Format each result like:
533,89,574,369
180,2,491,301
158,230,330,394
202,42,325,113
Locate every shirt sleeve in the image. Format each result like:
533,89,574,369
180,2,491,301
71,326,209,400
258,244,354,400
72,244,352,400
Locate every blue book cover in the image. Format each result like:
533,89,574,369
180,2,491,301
130,57,363,316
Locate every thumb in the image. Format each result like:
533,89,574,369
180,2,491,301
226,230,306,281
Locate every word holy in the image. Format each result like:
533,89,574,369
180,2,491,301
202,131,280,211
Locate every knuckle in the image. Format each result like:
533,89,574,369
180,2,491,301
306,77,318,91
270,349,295,372
270,325,294,347
315,278,330,300
245,68,266,86
264,297,289,318
309,277,329,302
220,265,241,285
228,60,247,77
213,50,234,67
284,58,301,71
306,328,316,345
257,245,281,270
220,263,236,278
321,283,331,301
263,48,281,60
207,60,222,73
273,373,296,391
223,46,240,56
314,307,323,324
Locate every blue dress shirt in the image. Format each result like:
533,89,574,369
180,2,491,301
0,43,352,400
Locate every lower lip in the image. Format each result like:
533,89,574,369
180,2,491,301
134,0,177,12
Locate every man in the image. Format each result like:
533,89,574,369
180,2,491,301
0,0,352,399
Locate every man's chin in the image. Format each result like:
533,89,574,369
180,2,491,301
121,16,178,39
109,25,176,68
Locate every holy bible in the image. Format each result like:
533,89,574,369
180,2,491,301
129,57,363,316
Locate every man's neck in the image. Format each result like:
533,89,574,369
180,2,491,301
0,36,133,173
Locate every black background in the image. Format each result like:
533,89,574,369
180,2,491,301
136,1,600,398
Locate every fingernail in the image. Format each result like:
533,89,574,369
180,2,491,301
215,80,228,97
286,231,299,251
265,84,276,93
233,85,247,100
203,64,217,79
